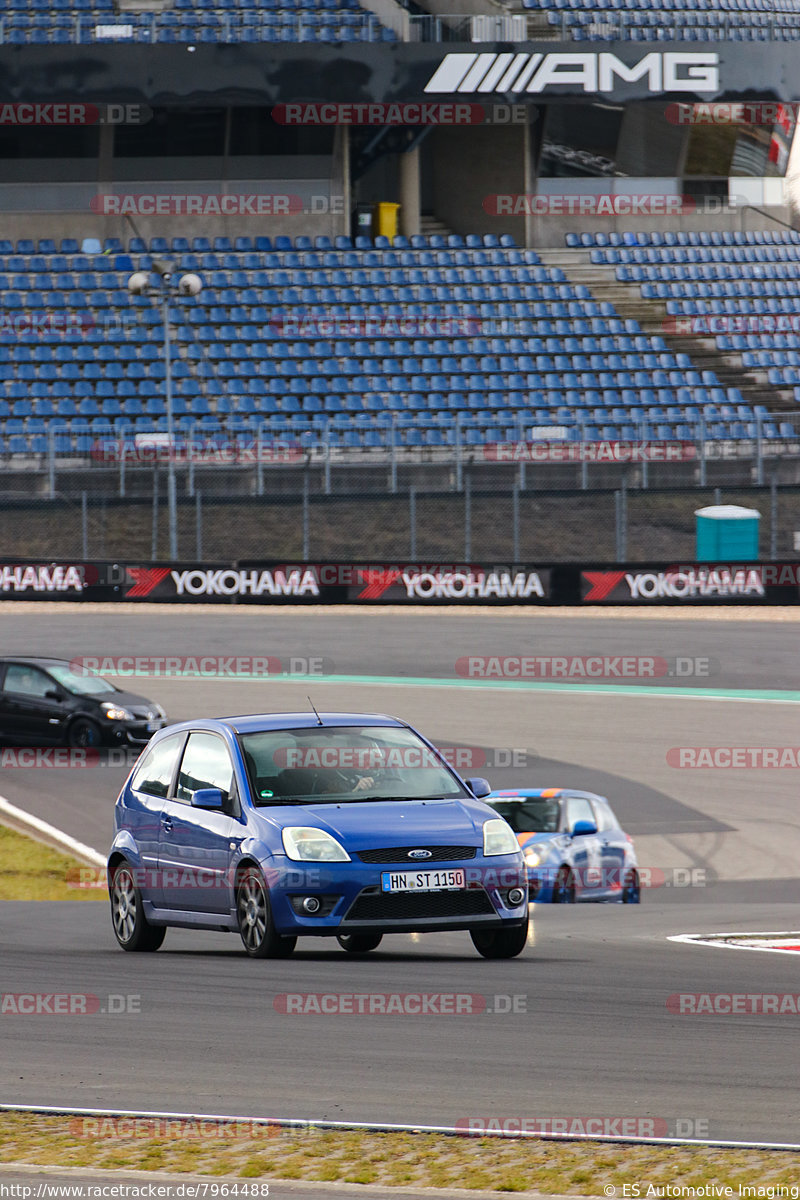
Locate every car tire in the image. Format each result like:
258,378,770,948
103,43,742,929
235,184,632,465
110,860,166,952
470,917,529,960
622,868,641,904
552,865,576,904
236,866,297,958
68,718,103,749
336,933,383,953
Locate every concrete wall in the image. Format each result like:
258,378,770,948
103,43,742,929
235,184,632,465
430,123,528,243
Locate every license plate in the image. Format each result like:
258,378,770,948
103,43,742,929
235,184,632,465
381,869,466,892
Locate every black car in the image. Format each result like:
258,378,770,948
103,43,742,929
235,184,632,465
0,657,168,749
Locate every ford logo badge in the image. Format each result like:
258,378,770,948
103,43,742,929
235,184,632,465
407,849,433,860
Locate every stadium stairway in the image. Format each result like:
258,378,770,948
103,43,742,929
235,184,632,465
538,246,796,412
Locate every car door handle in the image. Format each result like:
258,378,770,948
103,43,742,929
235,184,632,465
161,817,173,832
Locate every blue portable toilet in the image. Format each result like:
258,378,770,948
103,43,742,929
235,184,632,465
695,505,760,561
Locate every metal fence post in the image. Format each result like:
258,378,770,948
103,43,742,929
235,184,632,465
615,480,627,560
48,428,56,500
195,489,202,559
151,468,159,559
714,487,721,505
512,480,520,561
119,434,126,498
755,411,764,487
81,491,88,559
699,414,707,488
390,416,397,494
770,474,778,559
409,485,417,558
188,419,196,498
256,423,264,497
640,417,649,490
302,474,310,559
464,475,472,560
455,415,463,492
323,425,331,496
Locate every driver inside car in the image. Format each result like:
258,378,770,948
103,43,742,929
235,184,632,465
276,733,387,797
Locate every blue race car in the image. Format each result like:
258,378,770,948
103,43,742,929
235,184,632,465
485,788,640,904
108,712,529,959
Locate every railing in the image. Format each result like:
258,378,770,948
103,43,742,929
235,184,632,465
3,412,800,497
408,13,527,41
544,9,800,40
0,12,393,45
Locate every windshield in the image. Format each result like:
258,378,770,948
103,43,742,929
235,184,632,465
48,664,118,696
239,725,470,805
487,798,561,834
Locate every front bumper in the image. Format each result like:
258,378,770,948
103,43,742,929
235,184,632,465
265,852,528,937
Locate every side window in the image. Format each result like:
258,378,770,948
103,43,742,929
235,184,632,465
176,732,235,808
592,800,617,832
3,665,54,699
566,796,596,832
130,733,184,799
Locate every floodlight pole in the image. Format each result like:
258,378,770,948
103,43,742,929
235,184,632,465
162,289,178,561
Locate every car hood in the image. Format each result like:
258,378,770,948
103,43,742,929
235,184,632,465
252,796,492,852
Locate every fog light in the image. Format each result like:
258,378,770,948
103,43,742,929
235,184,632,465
507,887,526,906
302,896,321,914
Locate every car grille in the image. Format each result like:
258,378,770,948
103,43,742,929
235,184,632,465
345,888,495,922
357,845,477,863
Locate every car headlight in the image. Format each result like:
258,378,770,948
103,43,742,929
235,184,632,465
101,702,134,721
483,818,519,857
282,827,351,862
524,844,550,868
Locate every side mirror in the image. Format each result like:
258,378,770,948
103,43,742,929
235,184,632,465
465,777,491,799
191,787,224,809
571,819,598,837
45,690,63,701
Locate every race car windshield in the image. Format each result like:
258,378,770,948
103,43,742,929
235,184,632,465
240,725,469,805
487,798,561,833
47,665,118,696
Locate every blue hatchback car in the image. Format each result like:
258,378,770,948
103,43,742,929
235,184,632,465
108,712,529,959
486,789,640,904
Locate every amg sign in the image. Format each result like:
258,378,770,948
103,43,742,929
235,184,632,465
424,52,719,96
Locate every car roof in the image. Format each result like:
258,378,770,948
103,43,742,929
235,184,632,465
0,657,76,668
488,788,605,802
213,712,409,735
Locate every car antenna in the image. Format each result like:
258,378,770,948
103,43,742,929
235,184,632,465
308,696,324,726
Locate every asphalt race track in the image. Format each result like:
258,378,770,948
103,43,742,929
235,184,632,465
2,606,800,1145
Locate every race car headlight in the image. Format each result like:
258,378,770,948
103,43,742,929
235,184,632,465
282,827,351,862
524,845,550,868
483,818,519,857
101,702,134,721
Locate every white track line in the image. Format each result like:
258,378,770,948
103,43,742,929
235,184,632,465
2,1104,800,1152
0,795,105,868
669,931,800,954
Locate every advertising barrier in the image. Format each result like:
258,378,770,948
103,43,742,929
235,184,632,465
0,560,796,605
